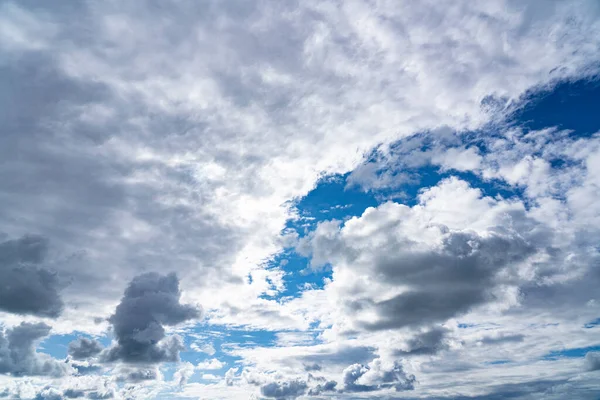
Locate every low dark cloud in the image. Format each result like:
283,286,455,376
101,272,200,363
395,327,449,356
0,235,64,317
479,334,525,346
0,322,70,377
365,231,534,331
342,359,415,393
260,379,308,400
68,338,103,360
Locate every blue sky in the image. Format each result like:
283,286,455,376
1,1,600,399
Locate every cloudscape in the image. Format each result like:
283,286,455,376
1,1,600,399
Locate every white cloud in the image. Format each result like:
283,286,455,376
1,0,600,398
196,358,225,370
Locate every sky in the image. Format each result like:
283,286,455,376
1,1,600,399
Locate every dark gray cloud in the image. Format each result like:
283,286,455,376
101,272,200,363
0,322,70,377
63,389,85,398
585,351,600,371
116,367,158,383
342,360,415,393
395,327,449,356
299,345,376,367
479,334,525,346
365,231,534,331
307,380,337,396
260,379,308,400
0,235,64,317
68,338,103,360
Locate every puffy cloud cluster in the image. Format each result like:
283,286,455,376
101,272,200,364
300,177,546,333
260,379,308,400
0,322,70,377
342,358,415,393
1,0,600,398
68,338,103,361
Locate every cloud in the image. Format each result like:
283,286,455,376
307,380,337,396
225,367,238,386
116,367,159,383
303,363,321,372
173,362,195,387
35,388,64,400
63,389,85,398
0,235,64,317
0,322,71,377
196,358,224,370
260,379,308,400
395,327,450,356
101,272,200,363
479,334,525,346
68,338,103,360
300,177,540,333
585,351,600,371
342,358,415,393
1,0,600,398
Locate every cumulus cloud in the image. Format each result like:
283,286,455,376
225,367,238,386
173,362,195,387
342,358,415,393
1,0,600,398
395,327,450,356
260,379,308,400
300,177,541,333
116,367,159,383
68,338,103,360
585,352,600,371
196,358,224,370
62,389,85,398
0,322,70,377
0,235,64,318
307,380,337,396
101,272,200,363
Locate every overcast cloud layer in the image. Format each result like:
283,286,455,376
1,1,600,399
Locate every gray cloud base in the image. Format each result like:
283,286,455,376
101,272,200,363
0,235,64,318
